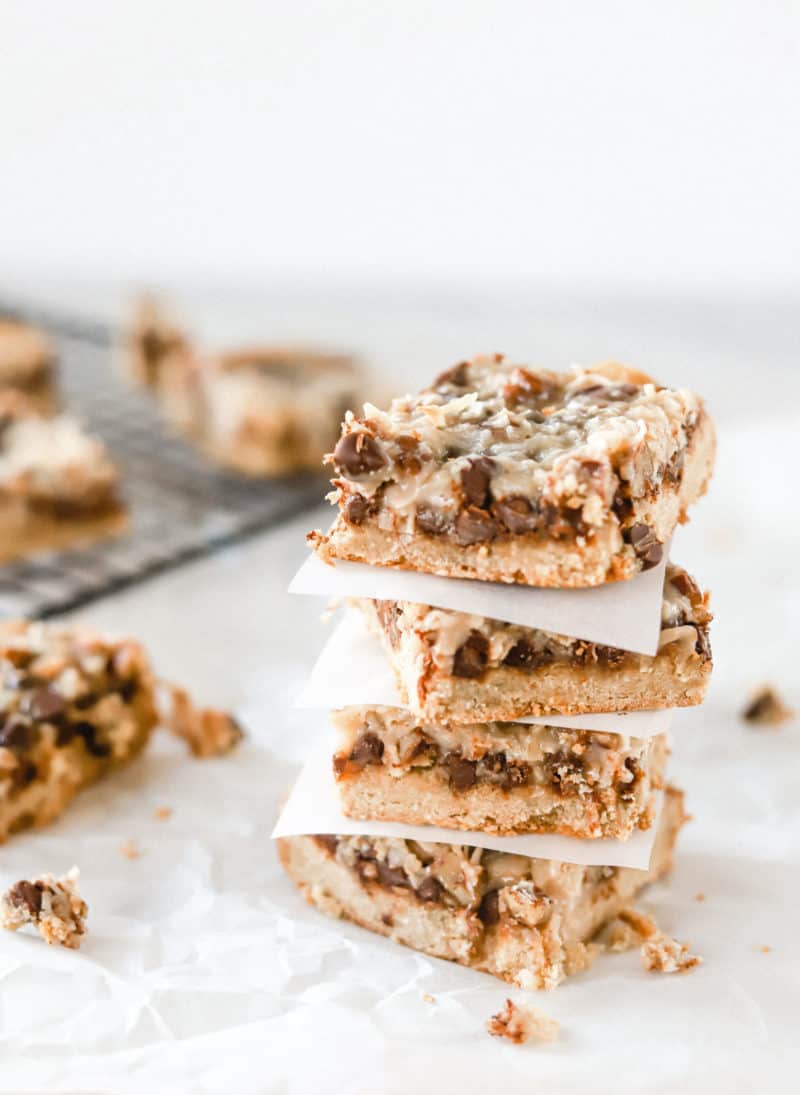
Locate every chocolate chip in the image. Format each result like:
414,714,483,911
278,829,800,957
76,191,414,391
416,506,451,536
8,880,43,915
452,632,489,679
695,626,712,660
375,861,410,888
343,493,371,525
349,732,384,768
118,678,138,703
74,721,112,758
503,763,530,789
460,457,494,508
545,749,585,796
332,431,385,477
313,834,339,856
595,645,627,667
443,753,478,791
12,761,38,788
626,523,663,569
478,889,500,926
55,723,77,746
416,876,444,903
0,717,37,751
23,687,66,723
492,496,539,534
433,361,469,390
502,638,543,670
453,506,496,545
394,435,424,474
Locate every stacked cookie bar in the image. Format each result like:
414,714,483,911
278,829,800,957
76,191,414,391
280,356,715,988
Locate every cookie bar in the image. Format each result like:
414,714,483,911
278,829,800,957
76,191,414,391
0,396,126,563
278,784,685,990
126,296,190,389
1,867,87,948
310,356,715,587
331,706,668,839
0,318,58,415
0,620,158,842
358,562,712,723
127,298,363,477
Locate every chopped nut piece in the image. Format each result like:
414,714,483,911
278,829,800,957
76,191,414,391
487,999,559,1044
164,684,244,758
120,839,141,860
742,685,794,727
1,866,87,948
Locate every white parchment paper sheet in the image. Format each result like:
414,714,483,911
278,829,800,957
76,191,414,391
295,609,674,737
290,546,668,655
271,732,661,868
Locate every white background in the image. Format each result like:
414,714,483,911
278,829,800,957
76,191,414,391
1,0,798,291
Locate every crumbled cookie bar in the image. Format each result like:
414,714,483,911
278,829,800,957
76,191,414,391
1,866,87,948
126,298,364,477
0,620,158,842
310,356,715,588
358,562,712,723
604,907,701,973
742,685,794,727
278,786,686,990
0,395,126,563
332,706,668,839
165,684,243,757
0,318,57,414
487,998,559,1044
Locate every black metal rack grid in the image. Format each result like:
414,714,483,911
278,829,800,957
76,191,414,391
0,302,324,618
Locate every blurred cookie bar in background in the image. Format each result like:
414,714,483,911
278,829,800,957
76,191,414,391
126,297,366,477
0,394,126,563
0,318,58,415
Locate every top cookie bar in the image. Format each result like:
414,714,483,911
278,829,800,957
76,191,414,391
310,356,715,587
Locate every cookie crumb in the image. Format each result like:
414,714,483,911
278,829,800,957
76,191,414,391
604,908,658,952
421,992,436,1004
1,866,87,949
487,998,559,1044
120,839,141,860
695,893,706,902
641,933,702,973
154,806,172,821
742,685,794,727
758,945,772,954
164,683,244,758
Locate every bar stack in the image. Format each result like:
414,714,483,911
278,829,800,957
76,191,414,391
279,355,715,989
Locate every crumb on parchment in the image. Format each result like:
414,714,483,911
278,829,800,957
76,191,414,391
603,908,702,973
742,685,794,727
154,806,173,821
163,683,244,758
487,998,559,1045
120,839,141,860
1,867,87,949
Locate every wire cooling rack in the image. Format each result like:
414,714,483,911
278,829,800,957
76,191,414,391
0,302,325,618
